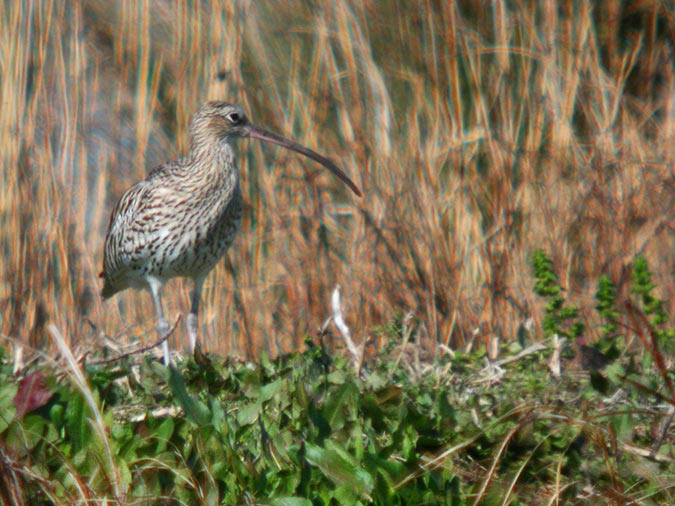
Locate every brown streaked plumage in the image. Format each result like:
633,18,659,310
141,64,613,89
101,101,361,365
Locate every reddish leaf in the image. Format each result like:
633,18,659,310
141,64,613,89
14,371,53,419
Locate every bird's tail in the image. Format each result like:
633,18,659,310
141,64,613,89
99,271,118,299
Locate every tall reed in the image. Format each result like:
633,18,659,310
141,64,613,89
2,1,673,359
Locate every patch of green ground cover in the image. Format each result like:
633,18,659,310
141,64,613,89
2,254,675,504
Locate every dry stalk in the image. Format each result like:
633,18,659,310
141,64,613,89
331,285,360,368
548,334,567,379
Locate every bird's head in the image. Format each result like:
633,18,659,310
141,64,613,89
189,101,362,197
189,101,250,142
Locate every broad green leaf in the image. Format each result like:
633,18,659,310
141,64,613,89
237,402,261,426
259,378,283,402
305,442,374,500
332,484,361,504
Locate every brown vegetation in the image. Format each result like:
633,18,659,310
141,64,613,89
2,1,674,360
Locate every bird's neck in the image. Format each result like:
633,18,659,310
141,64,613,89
185,140,239,186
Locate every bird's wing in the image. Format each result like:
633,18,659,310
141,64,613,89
101,180,152,279
103,171,189,265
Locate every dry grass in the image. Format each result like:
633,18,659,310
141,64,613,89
2,0,675,360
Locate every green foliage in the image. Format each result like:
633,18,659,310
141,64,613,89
631,255,675,351
3,254,675,504
3,329,675,505
526,252,675,502
4,254,675,504
596,274,619,337
594,274,622,359
530,249,584,340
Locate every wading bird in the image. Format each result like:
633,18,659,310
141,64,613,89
100,101,361,364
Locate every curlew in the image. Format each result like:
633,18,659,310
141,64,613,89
100,101,361,365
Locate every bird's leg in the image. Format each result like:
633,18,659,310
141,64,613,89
187,276,205,354
147,277,171,366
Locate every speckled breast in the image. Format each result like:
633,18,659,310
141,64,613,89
155,186,243,280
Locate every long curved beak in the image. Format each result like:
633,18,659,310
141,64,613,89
246,124,362,197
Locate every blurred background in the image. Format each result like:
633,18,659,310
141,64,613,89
2,0,675,361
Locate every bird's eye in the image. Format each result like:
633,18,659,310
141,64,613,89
228,112,241,124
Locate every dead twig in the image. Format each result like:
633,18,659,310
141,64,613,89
86,315,182,366
493,342,547,367
331,285,360,368
548,334,566,379
622,441,675,464
651,404,675,459
357,334,371,378
392,312,415,374
473,343,547,386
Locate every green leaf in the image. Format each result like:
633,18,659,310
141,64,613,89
168,366,211,426
210,395,226,430
154,418,175,453
21,414,50,450
323,381,359,429
305,442,374,500
332,484,362,504
237,402,261,426
605,363,625,385
0,382,18,433
270,498,312,506
49,403,64,428
65,393,90,454
259,378,283,402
